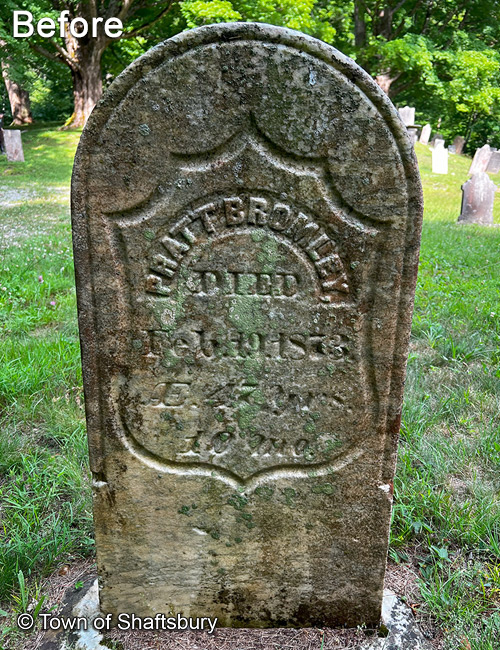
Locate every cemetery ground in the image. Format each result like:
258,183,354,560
0,128,499,650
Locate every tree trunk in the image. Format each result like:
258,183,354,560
375,6,394,40
354,1,366,47
375,73,395,95
62,20,105,129
1,63,33,125
374,70,405,97
66,51,103,128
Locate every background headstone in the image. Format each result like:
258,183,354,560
419,124,431,145
453,136,465,155
72,23,423,628
432,140,448,174
458,173,496,225
486,149,500,174
3,129,24,162
407,126,419,145
398,106,415,126
430,133,443,147
448,145,456,154
469,144,492,175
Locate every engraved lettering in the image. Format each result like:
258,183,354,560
248,197,268,225
161,235,190,260
144,194,350,298
193,202,217,233
150,253,177,278
268,203,291,230
146,274,171,295
224,197,245,225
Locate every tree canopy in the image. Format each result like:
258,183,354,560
0,0,499,150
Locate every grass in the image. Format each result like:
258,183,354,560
1,132,499,649
389,144,500,648
0,127,93,638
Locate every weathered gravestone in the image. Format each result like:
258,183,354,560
419,124,431,145
407,126,419,146
432,140,448,174
398,106,415,126
72,23,423,628
429,133,443,147
469,144,492,175
2,129,24,162
486,149,500,174
453,136,465,155
458,173,496,225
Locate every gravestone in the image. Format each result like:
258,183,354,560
407,126,419,146
486,149,500,174
398,106,415,126
430,133,443,147
432,140,448,174
2,129,24,162
419,124,431,145
72,23,423,628
458,173,496,225
469,144,492,175
453,136,465,155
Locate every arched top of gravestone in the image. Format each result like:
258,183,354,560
73,22,420,225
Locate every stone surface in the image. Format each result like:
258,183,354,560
39,581,432,649
419,124,431,145
458,172,496,225
361,590,433,649
72,23,423,628
3,129,24,162
38,575,105,650
432,140,448,174
398,106,415,126
486,149,500,174
469,144,492,175
453,135,465,155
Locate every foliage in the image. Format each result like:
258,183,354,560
1,1,500,146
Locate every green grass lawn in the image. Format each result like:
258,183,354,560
1,133,499,649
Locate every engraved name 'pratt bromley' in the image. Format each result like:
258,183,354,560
72,24,423,628
146,194,349,299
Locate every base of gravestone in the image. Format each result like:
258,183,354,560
360,590,433,650
36,577,433,650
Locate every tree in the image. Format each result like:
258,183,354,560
179,0,337,41
1,0,500,148
1,1,180,127
0,57,33,125
331,0,500,149
0,29,34,125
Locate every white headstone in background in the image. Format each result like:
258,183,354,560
419,124,431,145
432,140,448,174
398,106,415,127
3,130,24,162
